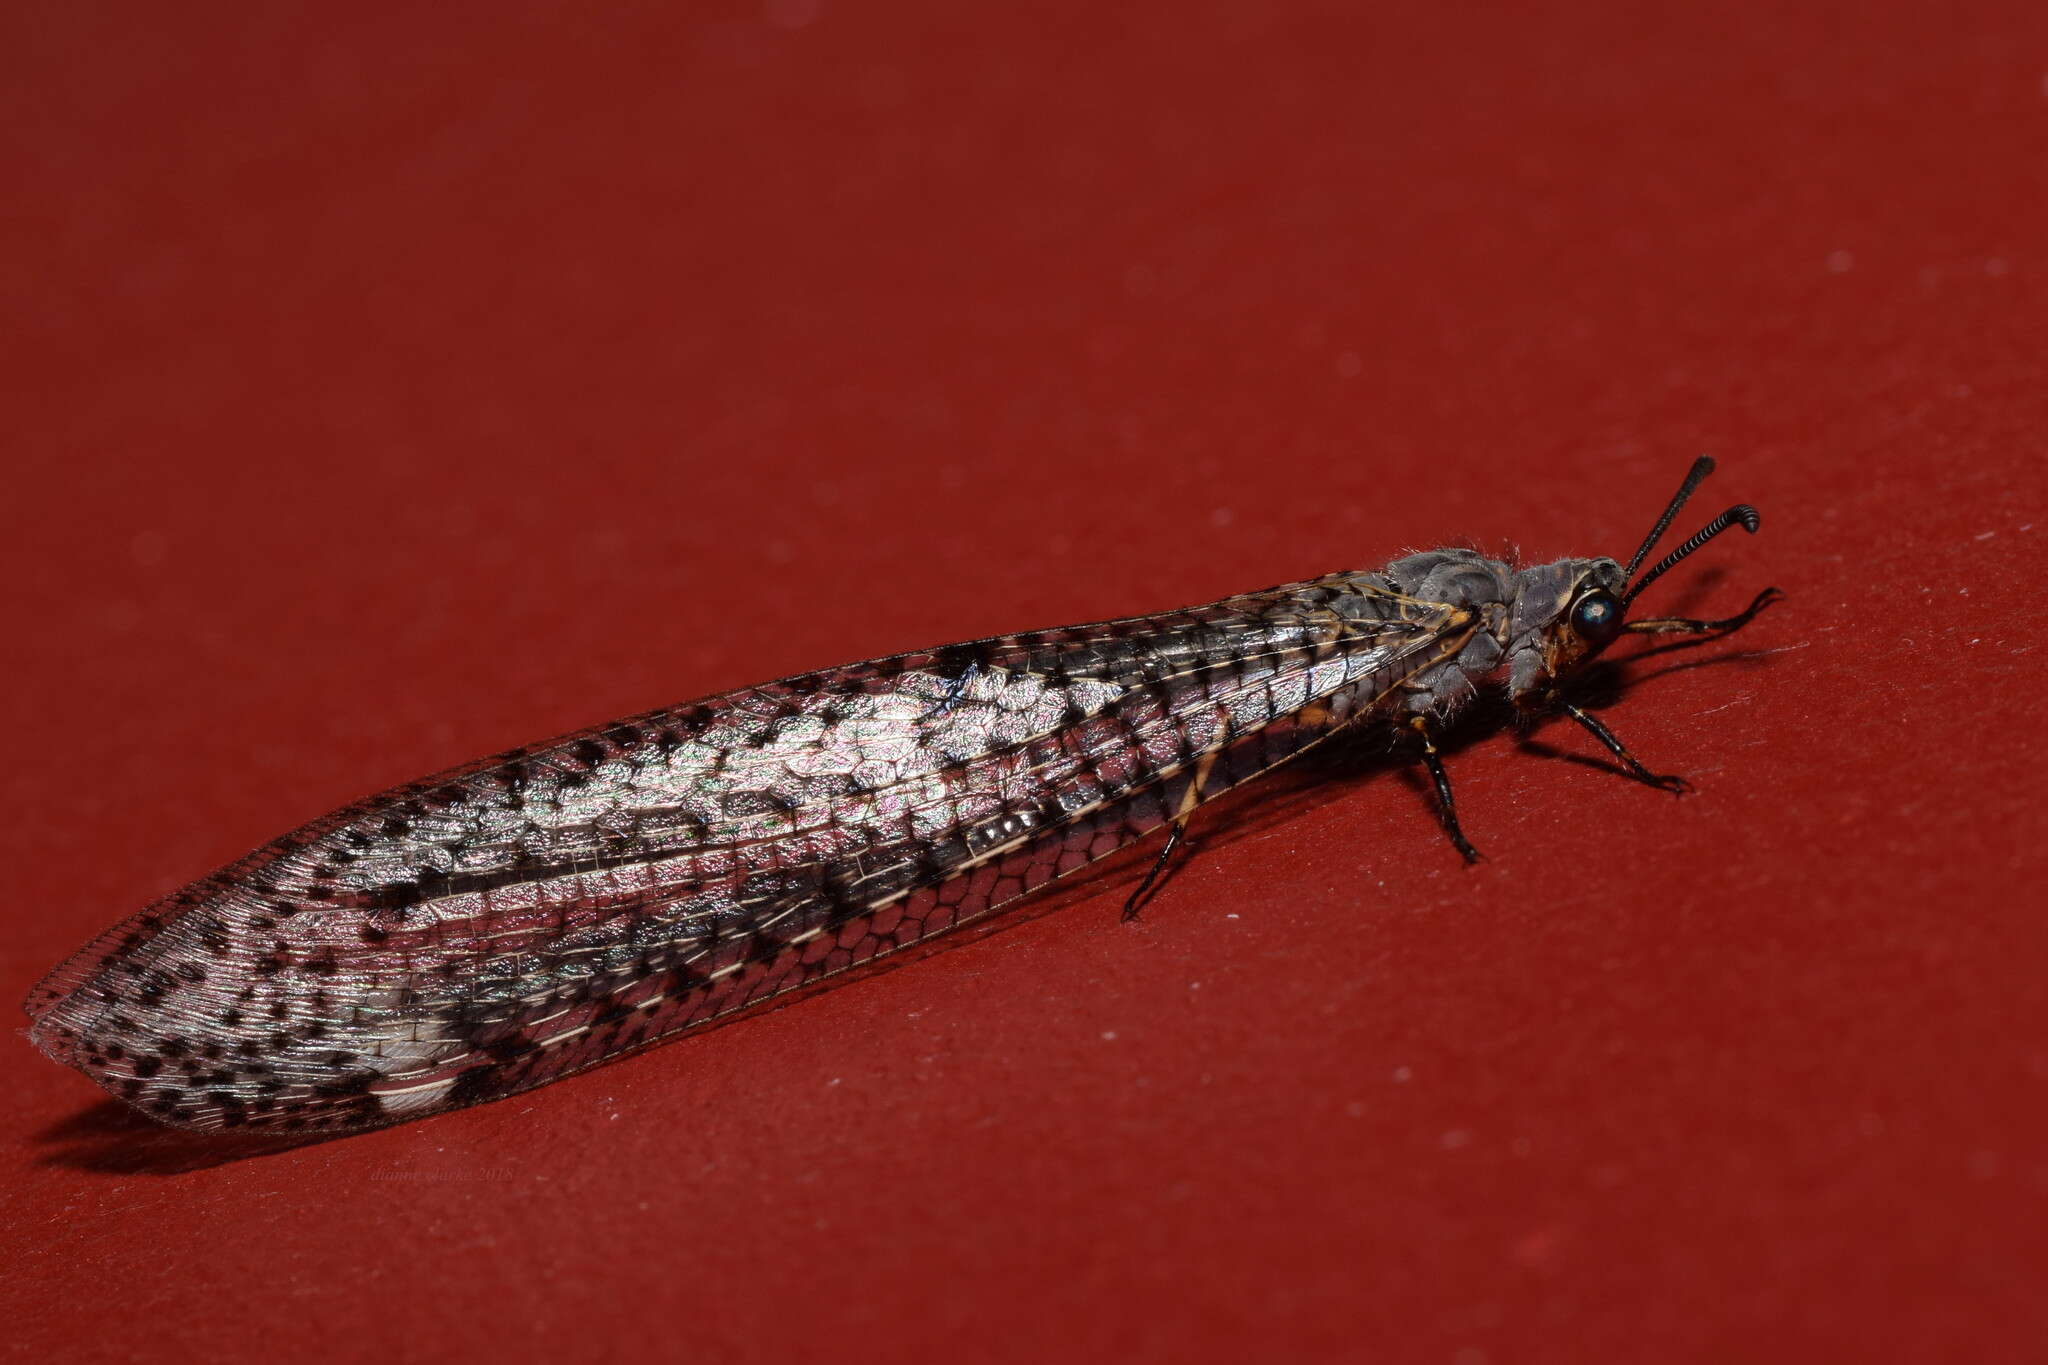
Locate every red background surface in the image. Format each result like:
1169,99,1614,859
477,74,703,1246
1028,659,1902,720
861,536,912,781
5,4,2046,1361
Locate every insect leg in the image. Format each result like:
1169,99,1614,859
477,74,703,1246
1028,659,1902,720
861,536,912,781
1557,702,1690,794
1122,821,1187,921
1123,748,1220,921
1624,586,1781,637
1409,717,1482,865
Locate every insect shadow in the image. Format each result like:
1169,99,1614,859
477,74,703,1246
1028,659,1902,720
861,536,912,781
31,1098,327,1175
31,594,1785,1176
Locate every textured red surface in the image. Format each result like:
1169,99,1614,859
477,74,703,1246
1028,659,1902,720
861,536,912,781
5,4,2046,1362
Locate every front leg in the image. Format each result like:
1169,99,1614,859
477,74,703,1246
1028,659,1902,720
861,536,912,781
1538,585,1780,792
1557,702,1690,794
1624,586,1781,637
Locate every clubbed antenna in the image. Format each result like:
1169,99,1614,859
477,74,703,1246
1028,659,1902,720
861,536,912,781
1623,455,1717,580
1622,504,1761,607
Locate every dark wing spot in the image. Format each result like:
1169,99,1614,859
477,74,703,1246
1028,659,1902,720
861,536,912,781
446,1063,514,1109
482,1036,539,1063
371,881,423,911
311,1071,375,1099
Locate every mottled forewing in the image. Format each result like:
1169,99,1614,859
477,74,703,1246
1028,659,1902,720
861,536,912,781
28,576,1461,1131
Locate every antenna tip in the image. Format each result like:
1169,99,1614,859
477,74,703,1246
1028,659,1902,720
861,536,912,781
1691,455,1717,477
1731,504,1760,533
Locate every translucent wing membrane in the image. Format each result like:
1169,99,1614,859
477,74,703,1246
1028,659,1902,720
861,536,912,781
29,575,1466,1132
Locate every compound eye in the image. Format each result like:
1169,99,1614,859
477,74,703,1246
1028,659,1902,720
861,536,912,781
1570,590,1623,641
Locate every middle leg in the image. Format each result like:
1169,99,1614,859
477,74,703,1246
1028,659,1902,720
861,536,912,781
1411,715,1482,865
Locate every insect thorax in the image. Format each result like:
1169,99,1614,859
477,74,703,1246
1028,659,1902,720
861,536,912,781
1346,548,1625,715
